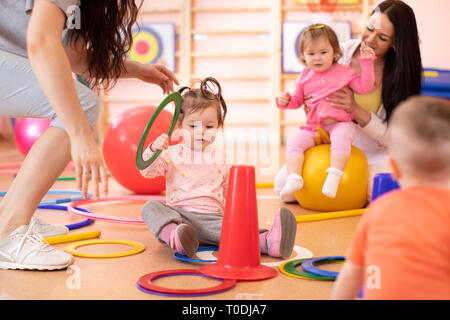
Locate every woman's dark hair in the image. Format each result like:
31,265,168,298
177,77,228,127
375,0,423,122
68,0,142,89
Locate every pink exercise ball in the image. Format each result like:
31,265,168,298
14,118,52,156
102,106,179,194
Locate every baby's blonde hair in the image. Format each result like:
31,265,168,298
389,96,450,181
298,23,343,66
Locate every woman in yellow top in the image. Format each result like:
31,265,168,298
275,0,423,201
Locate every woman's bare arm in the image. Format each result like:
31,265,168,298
27,0,107,197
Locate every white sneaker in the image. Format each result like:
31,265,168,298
0,219,74,270
13,217,69,238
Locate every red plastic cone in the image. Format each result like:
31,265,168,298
200,165,277,280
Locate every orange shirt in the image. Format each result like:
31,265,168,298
346,186,450,300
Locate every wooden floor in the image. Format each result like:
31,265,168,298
0,139,363,300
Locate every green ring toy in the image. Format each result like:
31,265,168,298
279,258,342,281
135,92,182,170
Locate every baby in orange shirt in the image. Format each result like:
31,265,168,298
332,96,450,300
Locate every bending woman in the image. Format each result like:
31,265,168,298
0,0,179,270
274,0,423,202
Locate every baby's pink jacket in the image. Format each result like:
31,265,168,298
139,143,230,213
277,57,375,130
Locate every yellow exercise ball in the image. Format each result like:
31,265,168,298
294,144,369,212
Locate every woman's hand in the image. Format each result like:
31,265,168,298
71,133,108,199
130,62,179,94
326,87,356,113
326,87,372,127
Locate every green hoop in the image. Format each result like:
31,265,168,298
279,258,342,281
135,92,182,170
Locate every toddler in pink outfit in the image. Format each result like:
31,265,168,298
140,78,297,258
277,24,376,201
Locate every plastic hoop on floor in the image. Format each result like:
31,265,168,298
67,195,165,224
255,182,274,188
65,239,145,258
0,169,20,175
261,245,314,267
39,190,92,205
43,230,101,245
56,177,76,181
135,92,182,170
0,162,75,176
0,162,75,169
295,209,366,223
57,173,111,181
300,256,345,278
174,246,219,263
0,190,92,206
37,204,94,231
137,269,236,297
279,259,337,281
184,245,314,267
0,162,22,169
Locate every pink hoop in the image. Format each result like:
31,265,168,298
137,269,236,297
67,195,165,225
0,162,21,176
0,169,19,175
0,162,22,169
0,162,75,176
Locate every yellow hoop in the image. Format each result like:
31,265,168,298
279,260,314,280
255,182,274,188
43,230,101,245
65,239,145,258
279,259,344,280
295,209,366,223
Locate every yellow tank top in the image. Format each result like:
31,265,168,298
354,86,382,114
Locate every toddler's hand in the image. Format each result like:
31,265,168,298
277,92,291,106
360,41,376,59
304,95,312,114
150,133,169,152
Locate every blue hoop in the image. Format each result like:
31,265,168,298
37,204,94,231
0,190,91,206
300,256,345,278
174,246,219,263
